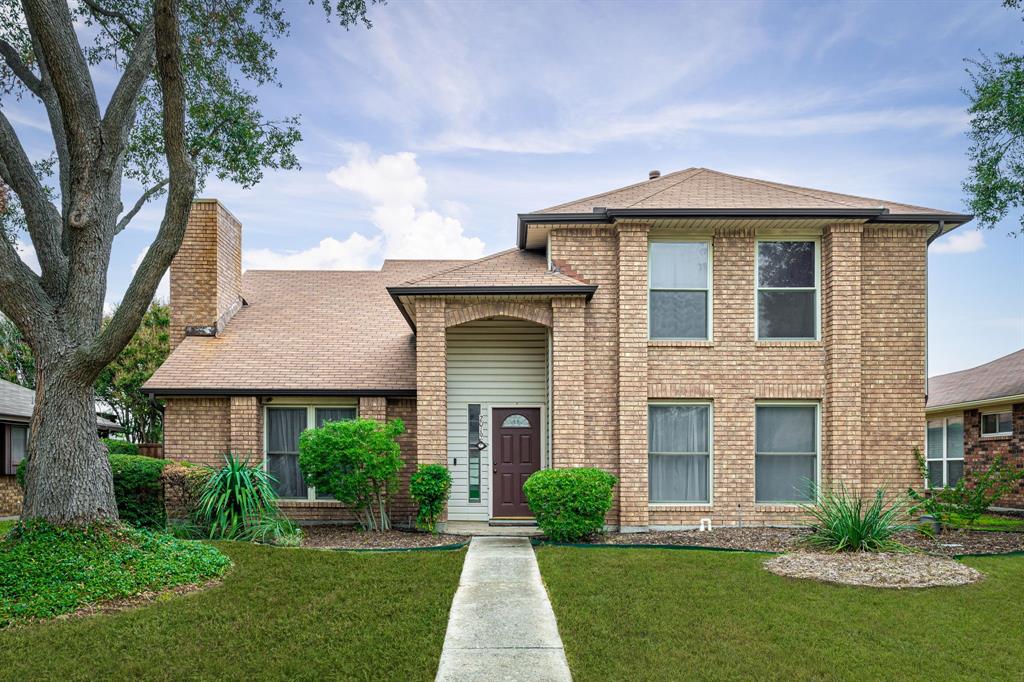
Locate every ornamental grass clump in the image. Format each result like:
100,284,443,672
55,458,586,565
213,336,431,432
800,484,912,552
197,453,296,544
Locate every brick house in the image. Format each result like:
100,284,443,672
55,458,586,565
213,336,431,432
0,378,120,515
925,349,1024,508
144,168,973,530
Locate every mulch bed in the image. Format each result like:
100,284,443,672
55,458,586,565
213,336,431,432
588,526,1024,556
764,552,983,589
301,525,467,550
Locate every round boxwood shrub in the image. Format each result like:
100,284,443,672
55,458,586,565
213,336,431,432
409,464,452,533
523,468,617,541
102,438,140,456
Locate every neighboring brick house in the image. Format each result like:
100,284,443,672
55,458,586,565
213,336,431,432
925,349,1024,508
0,379,120,515
145,169,973,529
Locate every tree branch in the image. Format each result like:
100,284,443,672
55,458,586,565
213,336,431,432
0,38,44,97
24,30,71,219
115,178,168,234
101,17,156,157
81,0,141,37
0,231,53,351
0,110,67,284
81,0,195,374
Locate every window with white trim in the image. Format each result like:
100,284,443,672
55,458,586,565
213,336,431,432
649,241,711,340
265,405,356,500
755,403,818,503
2,424,27,476
648,403,711,503
981,410,1013,437
756,240,818,340
926,417,964,488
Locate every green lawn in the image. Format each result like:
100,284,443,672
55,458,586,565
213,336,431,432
0,521,13,535
947,513,1024,532
0,542,464,680
537,547,1024,681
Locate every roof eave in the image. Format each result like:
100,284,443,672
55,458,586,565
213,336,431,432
147,387,417,397
925,392,1024,413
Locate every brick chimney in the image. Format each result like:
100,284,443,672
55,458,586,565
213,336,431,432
169,199,244,350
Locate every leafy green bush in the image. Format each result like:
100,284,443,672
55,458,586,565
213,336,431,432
197,453,286,541
801,484,911,552
523,468,616,542
102,438,140,456
409,465,452,533
0,520,229,627
299,418,405,531
909,454,1024,526
109,455,169,529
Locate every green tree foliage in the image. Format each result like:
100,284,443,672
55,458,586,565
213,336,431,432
299,418,404,531
409,464,452,533
95,302,170,444
0,314,34,388
963,1,1024,236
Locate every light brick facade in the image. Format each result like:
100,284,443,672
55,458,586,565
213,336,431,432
0,475,20,516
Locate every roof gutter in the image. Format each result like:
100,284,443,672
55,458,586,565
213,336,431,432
925,393,1024,414
518,208,974,248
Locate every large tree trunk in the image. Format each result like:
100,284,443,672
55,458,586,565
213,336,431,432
21,362,118,525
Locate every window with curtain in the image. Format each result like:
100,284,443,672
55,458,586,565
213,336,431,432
649,241,711,340
3,425,28,475
756,241,818,340
926,416,964,488
980,411,1013,437
755,404,818,503
649,404,711,503
266,408,308,499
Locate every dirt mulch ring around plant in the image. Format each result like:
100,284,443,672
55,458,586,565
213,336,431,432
301,525,467,551
764,552,983,589
586,526,1024,556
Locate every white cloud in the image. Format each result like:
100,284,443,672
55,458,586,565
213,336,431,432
932,230,986,255
131,246,170,302
243,233,381,270
327,149,485,259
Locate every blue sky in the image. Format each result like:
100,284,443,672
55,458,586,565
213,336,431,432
4,0,1023,376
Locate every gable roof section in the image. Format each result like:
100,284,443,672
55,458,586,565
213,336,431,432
927,348,1024,409
519,167,972,247
0,378,120,430
144,260,464,395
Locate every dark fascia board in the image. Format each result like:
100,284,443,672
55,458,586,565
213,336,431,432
388,285,597,332
147,388,416,397
517,207,974,247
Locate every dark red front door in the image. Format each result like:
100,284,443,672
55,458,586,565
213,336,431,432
492,408,541,518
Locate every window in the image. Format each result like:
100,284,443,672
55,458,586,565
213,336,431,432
981,411,1013,437
926,417,964,488
468,404,481,503
3,424,28,476
755,403,818,503
266,405,356,500
501,413,531,428
649,403,711,503
756,240,818,340
649,241,711,340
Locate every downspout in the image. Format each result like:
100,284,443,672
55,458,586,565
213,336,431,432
924,220,945,401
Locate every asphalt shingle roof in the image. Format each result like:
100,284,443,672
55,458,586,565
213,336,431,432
927,348,1024,408
398,248,589,288
0,378,120,430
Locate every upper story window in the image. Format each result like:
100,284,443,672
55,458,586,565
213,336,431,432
756,240,819,340
981,410,1013,437
649,241,711,340
266,405,357,500
926,416,964,488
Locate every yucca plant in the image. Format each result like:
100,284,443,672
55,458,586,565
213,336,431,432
800,484,912,552
197,453,282,540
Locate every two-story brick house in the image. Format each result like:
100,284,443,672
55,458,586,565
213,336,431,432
144,168,972,529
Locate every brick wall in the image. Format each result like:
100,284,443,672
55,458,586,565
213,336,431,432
964,404,1024,507
164,397,231,466
388,398,419,526
549,221,928,528
415,298,447,467
169,200,242,349
0,476,20,516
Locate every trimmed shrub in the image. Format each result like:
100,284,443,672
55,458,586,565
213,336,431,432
801,484,911,552
523,468,616,542
299,418,405,531
102,438,140,456
409,464,452,533
109,454,169,529
161,461,214,521
0,520,229,626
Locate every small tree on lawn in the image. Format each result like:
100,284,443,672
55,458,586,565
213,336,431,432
299,418,404,531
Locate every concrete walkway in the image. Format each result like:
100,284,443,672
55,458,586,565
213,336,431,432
436,537,572,681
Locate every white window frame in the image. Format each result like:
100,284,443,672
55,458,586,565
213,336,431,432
754,237,820,341
925,416,965,489
263,401,358,501
754,400,821,504
648,238,713,341
648,400,714,506
980,409,1013,438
